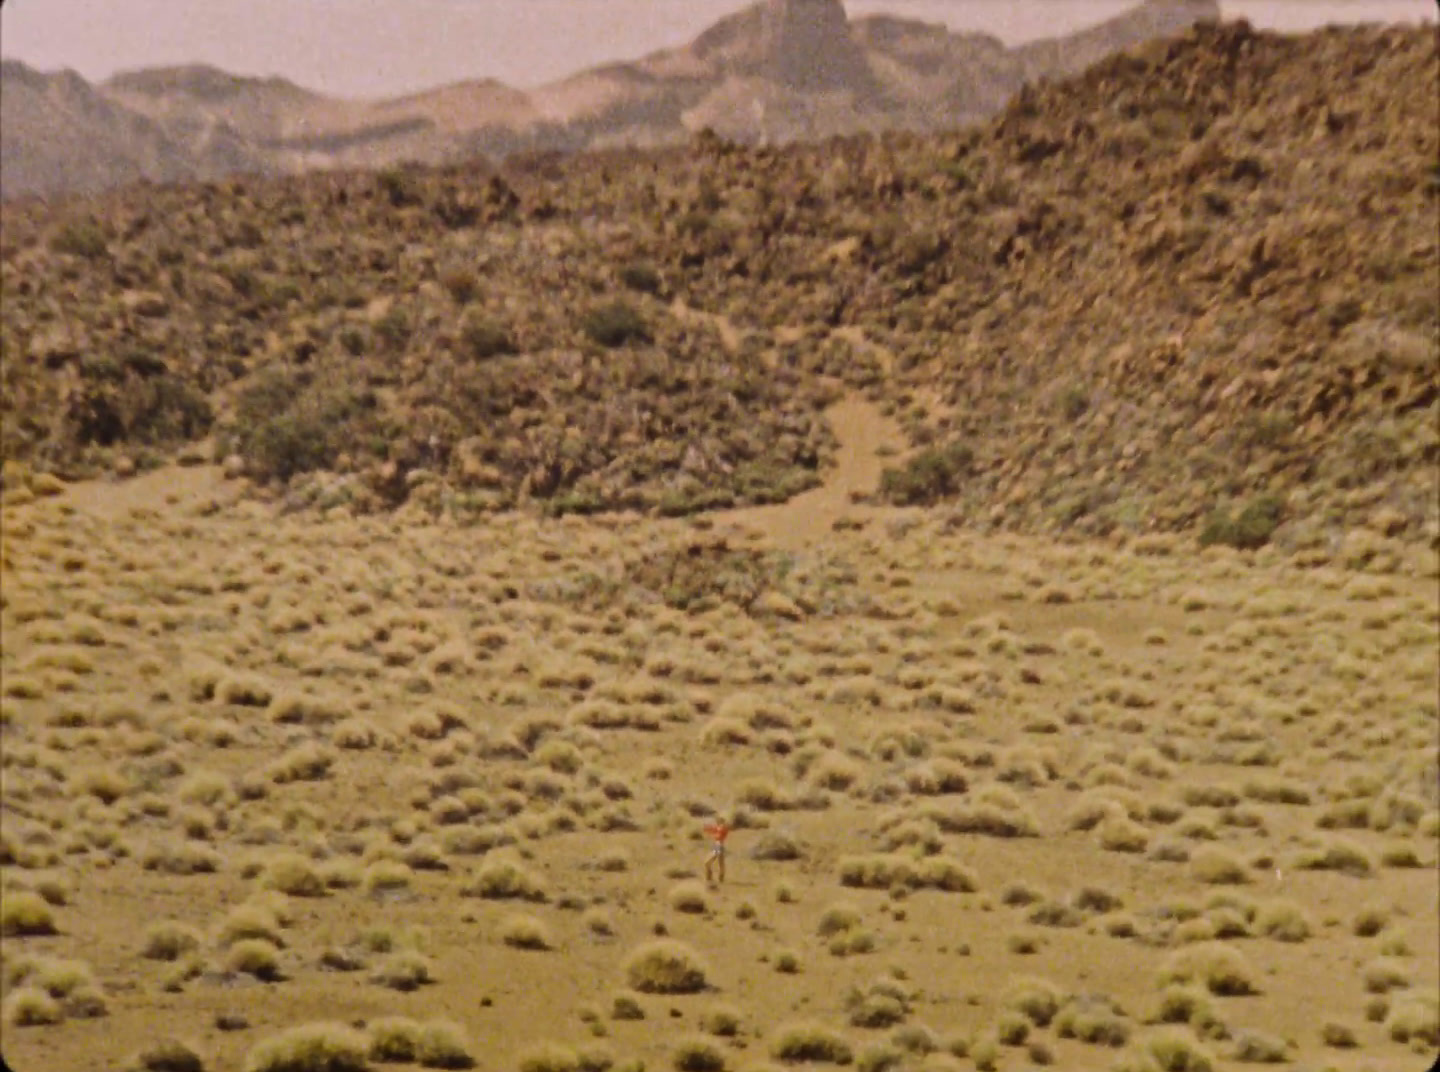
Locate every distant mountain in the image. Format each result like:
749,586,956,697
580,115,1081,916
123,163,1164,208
0,0,1220,200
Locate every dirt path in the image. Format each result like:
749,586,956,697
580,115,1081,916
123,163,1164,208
57,462,241,521
714,392,910,549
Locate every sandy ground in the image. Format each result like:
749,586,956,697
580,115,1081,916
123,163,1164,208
1,395,1436,1072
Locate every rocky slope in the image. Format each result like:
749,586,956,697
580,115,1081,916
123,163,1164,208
1,0,1218,200
1,20,1435,551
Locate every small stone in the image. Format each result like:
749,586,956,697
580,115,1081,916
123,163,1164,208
114,455,137,478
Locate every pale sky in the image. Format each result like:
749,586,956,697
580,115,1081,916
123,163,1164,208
1,1,1433,99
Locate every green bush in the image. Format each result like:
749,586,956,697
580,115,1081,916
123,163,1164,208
879,442,974,505
233,371,386,483
50,218,109,259
1198,494,1284,550
581,301,651,348
378,167,423,208
460,314,515,360
375,306,412,352
620,262,663,295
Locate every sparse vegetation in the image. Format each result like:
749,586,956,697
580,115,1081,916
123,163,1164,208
1,25,1437,1072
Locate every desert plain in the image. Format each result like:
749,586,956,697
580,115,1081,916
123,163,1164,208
1,12,1437,1072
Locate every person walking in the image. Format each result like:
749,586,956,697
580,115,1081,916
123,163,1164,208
703,816,731,885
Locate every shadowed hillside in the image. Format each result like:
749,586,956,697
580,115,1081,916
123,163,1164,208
2,19,1435,555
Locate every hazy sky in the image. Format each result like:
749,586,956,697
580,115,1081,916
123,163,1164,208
2,1,1434,98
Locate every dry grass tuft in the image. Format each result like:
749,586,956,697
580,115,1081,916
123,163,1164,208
500,912,554,950
1,890,58,935
141,921,203,961
262,852,326,897
771,1022,854,1065
624,939,710,994
464,855,548,902
1158,943,1259,996
127,1038,208,1072
244,1021,369,1072
3,985,63,1027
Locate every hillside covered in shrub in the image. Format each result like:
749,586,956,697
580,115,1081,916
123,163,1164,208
2,20,1435,546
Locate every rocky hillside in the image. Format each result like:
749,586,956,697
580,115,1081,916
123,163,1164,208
1,0,1218,200
1,20,1435,550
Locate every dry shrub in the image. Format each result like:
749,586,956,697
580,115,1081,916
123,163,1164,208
700,1004,742,1037
500,913,553,950
263,852,326,897
218,675,274,708
270,692,344,725
624,939,710,994
1098,814,1149,854
903,760,968,796
1363,956,1412,995
1291,838,1374,876
362,860,414,897
226,939,283,981
1054,995,1129,1047
3,985,62,1027
417,1019,477,1069
845,978,910,1029
1318,1020,1358,1048
1,890,58,935
176,771,232,808
809,752,864,791
752,832,803,861
1352,902,1390,937
1385,989,1439,1048
244,1022,369,1072
770,1022,854,1064
1158,943,1259,996
1188,847,1248,886
519,1042,580,1072
1228,1030,1289,1064
673,1037,727,1072
464,855,548,902
141,921,203,961
368,1017,422,1062
70,764,131,804
701,717,751,747
333,718,381,750
669,880,711,914
739,777,795,811
268,743,334,784
935,801,1039,839
1004,977,1063,1027
817,903,863,938
371,950,434,991
1114,1029,1216,1072
128,1038,207,1072
141,840,222,875
1253,899,1312,942
606,991,647,1023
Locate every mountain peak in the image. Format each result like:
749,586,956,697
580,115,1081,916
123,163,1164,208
758,0,873,92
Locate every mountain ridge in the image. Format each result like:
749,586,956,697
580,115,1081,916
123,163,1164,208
1,0,1220,200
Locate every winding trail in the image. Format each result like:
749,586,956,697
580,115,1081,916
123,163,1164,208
714,391,909,549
